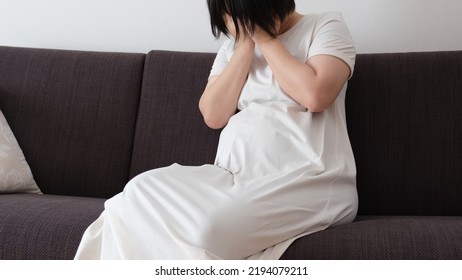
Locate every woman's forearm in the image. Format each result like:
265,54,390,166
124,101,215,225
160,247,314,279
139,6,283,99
258,38,349,112
199,43,254,129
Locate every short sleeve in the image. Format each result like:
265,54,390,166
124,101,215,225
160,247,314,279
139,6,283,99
209,39,234,78
307,13,356,79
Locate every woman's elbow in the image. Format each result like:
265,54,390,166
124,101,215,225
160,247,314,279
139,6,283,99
199,101,230,129
300,90,336,113
305,102,331,113
203,115,227,129
200,108,228,129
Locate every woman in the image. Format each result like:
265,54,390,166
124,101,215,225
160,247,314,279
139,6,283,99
75,0,358,260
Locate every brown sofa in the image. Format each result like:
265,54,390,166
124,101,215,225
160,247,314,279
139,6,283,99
0,45,461,259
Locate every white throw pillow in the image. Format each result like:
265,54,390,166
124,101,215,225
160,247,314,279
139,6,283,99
0,109,41,194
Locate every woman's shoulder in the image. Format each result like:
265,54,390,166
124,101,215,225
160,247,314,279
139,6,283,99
280,12,347,38
301,11,347,26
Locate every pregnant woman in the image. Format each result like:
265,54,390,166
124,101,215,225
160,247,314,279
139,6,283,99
75,0,358,260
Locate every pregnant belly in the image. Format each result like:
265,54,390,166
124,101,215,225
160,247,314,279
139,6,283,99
214,102,318,181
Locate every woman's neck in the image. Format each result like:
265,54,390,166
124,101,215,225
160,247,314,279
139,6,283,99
278,12,303,35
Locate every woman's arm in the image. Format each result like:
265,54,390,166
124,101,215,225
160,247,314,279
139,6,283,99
252,29,350,113
199,16,255,129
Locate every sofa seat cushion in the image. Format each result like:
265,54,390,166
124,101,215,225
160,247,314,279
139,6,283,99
281,216,462,259
0,194,104,259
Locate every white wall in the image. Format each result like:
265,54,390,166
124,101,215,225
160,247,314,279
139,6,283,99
1,0,462,54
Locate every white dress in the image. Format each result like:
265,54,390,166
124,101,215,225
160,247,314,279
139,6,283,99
75,12,358,260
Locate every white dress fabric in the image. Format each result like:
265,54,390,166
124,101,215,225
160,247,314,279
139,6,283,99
75,12,358,260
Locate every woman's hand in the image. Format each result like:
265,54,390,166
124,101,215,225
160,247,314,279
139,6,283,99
224,14,238,39
248,22,281,46
224,14,255,50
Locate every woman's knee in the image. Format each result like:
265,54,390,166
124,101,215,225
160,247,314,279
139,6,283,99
193,201,251,258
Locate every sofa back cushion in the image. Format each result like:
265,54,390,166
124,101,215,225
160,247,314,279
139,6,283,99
0,46,145,198
129,51,221,178
347,51,462,216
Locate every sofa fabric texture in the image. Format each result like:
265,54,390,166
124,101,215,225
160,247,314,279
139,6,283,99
346,52,462,216
0,45,461,260
0,47,145,198
0,194,104,259
129,51,221,178
281,216,462,259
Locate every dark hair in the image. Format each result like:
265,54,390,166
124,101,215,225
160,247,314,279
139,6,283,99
207,0,296,40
